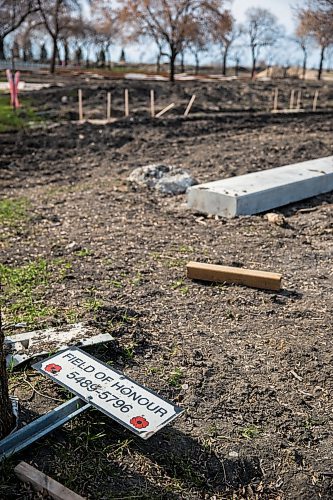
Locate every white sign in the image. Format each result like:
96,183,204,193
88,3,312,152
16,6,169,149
33,347,183,439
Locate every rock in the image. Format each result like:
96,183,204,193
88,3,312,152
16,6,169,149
61,95,68,104
127,164,197,195
265,212,286,226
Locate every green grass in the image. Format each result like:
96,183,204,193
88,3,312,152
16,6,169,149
0,198,27,224
75,248,93,257
0,258,72,326
171,279,189,295
83,297,103,313
0,95,40,132
168,368,184,388
240,425,261,440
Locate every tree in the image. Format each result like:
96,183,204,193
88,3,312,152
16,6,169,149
309,0,333,8
98,47,106,67
37,0,82,73
86,1,120,69
118,0,230,82
244,7,283,79
210,13,238,75
0,0,38,60
40,41,47,61
15,18,41,62
186,16,208,75
230,44,243,76
297,3,333,79
294,30,312,79
75,45,82,65
0,312,15,440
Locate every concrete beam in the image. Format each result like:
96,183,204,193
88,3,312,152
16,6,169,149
187,156,333,217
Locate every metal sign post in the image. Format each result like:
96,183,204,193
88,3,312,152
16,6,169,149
0,397,90,461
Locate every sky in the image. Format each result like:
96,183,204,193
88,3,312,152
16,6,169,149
232,0,296,32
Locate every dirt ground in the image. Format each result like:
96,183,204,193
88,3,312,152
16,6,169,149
20,73,333,118
0,77,333,499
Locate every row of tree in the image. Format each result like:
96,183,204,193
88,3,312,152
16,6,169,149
0,0,333,80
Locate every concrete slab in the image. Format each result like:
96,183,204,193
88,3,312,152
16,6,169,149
187,156,333,217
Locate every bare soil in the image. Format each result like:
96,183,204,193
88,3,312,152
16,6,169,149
0,78,333,499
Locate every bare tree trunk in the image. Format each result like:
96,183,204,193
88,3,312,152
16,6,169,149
0,313,15,440
222,50,228,76
195,53,199,75
156,51,161,73
318,45,325,80
64,41,69,66
302,49,307,79
235,57,239,77
302,57,307,79
251,47,256,79
170,50,177,82
0,37,5,60
50,36,58,74
180,51,185,73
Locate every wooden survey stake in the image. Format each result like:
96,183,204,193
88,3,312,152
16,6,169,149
273,88,278,111
15,462,85,500
313,90,319,111
150,89,155,117
184,94,196,117
78,89,83,121
107,92,111,120
124,88,129,117
156,102,175,118
186,262,282,291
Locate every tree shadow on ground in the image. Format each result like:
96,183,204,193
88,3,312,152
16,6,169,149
0,404,263,499
134,425,262,494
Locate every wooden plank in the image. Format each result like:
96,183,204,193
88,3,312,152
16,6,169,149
186,261,282,291
289,89,295,109
155,102,175,118
15,461,85,500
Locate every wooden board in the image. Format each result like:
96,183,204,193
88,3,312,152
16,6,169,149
14,462,85,500
186,261,282,291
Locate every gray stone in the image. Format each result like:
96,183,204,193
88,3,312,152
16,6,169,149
128,164,197,195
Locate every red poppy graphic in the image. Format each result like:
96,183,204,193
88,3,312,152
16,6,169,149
130,416,149,429
45,363,62,375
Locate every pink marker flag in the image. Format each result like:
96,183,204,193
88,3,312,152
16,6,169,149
6,69,20,108
14,71,20,108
